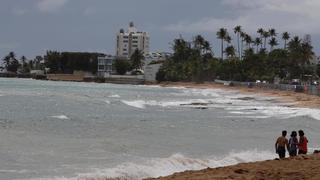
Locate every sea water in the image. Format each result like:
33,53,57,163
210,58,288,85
0,78,320,180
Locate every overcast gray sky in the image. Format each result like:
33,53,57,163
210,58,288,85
1,0,319,59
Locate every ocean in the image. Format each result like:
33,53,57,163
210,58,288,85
0,78,320,180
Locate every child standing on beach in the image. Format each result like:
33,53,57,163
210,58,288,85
275,130,289,159
289,131,298,157
298,130,309,154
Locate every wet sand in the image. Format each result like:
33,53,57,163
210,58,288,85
146,155,320,180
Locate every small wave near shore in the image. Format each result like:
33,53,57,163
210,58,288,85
45,150,274,180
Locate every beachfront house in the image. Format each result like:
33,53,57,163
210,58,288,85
143,52,171,82
97,55,115,77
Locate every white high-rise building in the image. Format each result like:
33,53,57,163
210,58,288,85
116,22,150,58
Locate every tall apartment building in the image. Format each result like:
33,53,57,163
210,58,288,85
116,22,150,58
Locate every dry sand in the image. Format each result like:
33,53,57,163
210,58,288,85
158,82,320,109
146,155,320,180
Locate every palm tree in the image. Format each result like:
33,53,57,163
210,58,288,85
269,28,277,37
257,28,264,36
234,25,242,58
244,34,253,49
269,37,278,51
225,35,232,46
257,28,264,49
262,31,270,49
282,32,290,49
254,37,262,53
240,31,246,59
216,28,228,60
225,45,236,58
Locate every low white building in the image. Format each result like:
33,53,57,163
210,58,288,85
143,52,171,82
97,55,115,77
144,63,162,82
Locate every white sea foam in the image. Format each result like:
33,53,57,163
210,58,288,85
121,100,147,109
49,150,275,180
121,99,213,109
50,115,70,120
109,95,120,98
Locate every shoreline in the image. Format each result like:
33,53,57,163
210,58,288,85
156,81,320,109
145,154,320,180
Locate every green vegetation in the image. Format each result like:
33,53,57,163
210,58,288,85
130,49,145,72
44,51,103,74
1,51,102,75
114,58,131,75
157,27,316,83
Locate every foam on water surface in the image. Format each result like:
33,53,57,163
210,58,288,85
50,115,70,120
109,95,120,98
44,150,275,180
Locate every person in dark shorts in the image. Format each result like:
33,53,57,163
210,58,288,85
275,130,289,159
298,130,308,154
288,131,298,157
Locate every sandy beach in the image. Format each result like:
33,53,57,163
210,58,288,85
146,154,320,180
158,82,320,109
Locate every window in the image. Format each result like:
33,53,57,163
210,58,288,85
98,65,105,70
132,45,138,48
123,40,128,43
132,36,138,39
123,36,128,39
106,59,113,65
123,49,127,51
132,40,138,43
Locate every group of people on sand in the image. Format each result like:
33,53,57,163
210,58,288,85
275,130,308,159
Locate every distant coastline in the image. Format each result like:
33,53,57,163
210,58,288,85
157,81,320,109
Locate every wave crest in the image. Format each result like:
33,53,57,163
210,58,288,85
58,150,275,180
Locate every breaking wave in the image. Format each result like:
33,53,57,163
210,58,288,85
50,115,70,120
47,150,275,180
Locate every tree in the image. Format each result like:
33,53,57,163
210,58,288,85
282,32,290,49
244,34,253,49
2,52,20,73
130,49,144,71
216,28,228,60
240,31,246,59
269,37,279,51
254,37,262,53
114,58,130,75
262,31,270,49
257,28,265,49
234,25,242,58
225,46,236,58
269,28,277,37
20,56,30,73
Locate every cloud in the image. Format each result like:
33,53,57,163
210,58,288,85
0,42,20,50
83,7,97,16
12,8,28,16
37,0,68,13
164,0,320,35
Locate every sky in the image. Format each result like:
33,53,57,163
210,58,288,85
1,0,320,59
